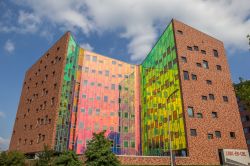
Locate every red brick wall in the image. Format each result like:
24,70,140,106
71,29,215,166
173,19,247,165
9,32,70,153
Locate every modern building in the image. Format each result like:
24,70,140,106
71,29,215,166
9,19,249,165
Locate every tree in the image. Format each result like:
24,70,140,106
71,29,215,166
53,151,82,166
0,151,25,166
36,145,55,166
85,131,121,166
234,79,250,109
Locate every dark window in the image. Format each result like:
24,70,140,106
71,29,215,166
230,132,236,139
92,56,97,62
202,96,207,100
51,97,55,106
187,46,192,51
213,49,219,57
188,107,194,117
209,94,215,100
181,56,187,63
194,46,199,51
183,71,189,80
215,131,221,138
196,63,202,67
191,74,197,80
177,30,183,34
197,113,203,118
190,129,197,136
206,80,212,85
203,60,209,69
208,134,213,139
244,128,250,134
201,50,206,54
247,139,250,145
212,112,218,118
216,65,222,71
223,96,228,102
104,96,108,102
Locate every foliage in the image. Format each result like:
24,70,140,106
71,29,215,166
0,151,25,166
53,151,82,166
234,79,250,109
85,130,121,166
36,145,55,166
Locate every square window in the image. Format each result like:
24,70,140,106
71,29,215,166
188,107,194,117
194,46,199,51
209,94,215,100
124,141,128,148
96,96,101,100
124,126,128,132
112,61,116,65
216,65,222,71
187,46,192,51
88,108,92,115
196,63,202,67
202,60,209,69
215,131,221,138
92,56,97,62
124,112,129,118
244,128,250,134
79,122,84,129
104,96,108,102
206,80,212,85
208,134,213,139
96,109,100,115
197,113,203,118
190,129,197,136
98,71,102,75
212,112,218,118
191,74,197,80
183,71,189,80
201,50,206,54
181,56,187,63
230,132,236,139
81,108,85,113
247,139,250,145
82,94,87,99
213,49,219,57
131,141,135,148
111,84,115,90
202,96,207,100
105,70,109,76
177,30,183,34
85,55,90,61
83,80,88,86
223,96,228,102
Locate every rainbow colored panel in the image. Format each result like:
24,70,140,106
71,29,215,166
141,23,187,155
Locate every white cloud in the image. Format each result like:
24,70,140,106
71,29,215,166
0,137,10,151
0,111,5,118
6,0,250,61
4,40,15,54
80,43,94,51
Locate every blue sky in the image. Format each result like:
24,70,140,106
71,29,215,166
0,0,249,150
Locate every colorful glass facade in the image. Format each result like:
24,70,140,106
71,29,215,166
55,23,187,156
140,23,186,156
